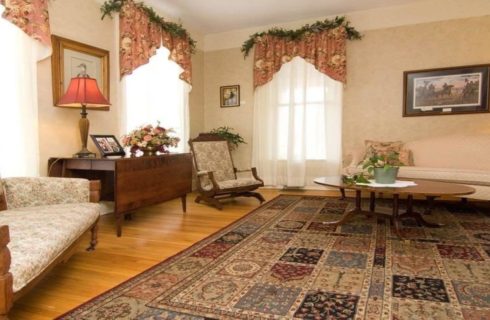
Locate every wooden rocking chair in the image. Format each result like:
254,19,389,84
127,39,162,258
189,133,265,209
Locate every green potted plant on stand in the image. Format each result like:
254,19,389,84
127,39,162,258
208,126,246,151
362,151,404,184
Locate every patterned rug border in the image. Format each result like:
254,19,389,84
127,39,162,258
55,194,301,319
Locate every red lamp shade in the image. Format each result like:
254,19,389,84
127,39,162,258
58,76,110,108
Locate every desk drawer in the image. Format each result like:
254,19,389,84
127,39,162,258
92,161,115,171
65,159,91,170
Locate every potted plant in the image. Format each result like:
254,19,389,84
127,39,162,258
361,151,404,184
208,126,246,150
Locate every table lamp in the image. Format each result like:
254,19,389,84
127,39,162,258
57,75,111,158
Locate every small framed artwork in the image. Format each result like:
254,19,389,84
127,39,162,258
403,64,490,117
90,135,125,157
51,35,110,110
220,85,240,107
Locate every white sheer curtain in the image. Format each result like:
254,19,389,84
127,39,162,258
121,46,191,152
252,57,342,187
0,5,44,177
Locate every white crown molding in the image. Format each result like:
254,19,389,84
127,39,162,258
203,0,490,52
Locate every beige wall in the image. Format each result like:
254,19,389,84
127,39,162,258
343,15,490,153
203,15,490,168
203,49,254,169
38,0,118,175
37,0,204,175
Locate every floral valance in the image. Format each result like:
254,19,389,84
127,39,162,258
242,17,361,89
0,0,51,47
102,0,194,85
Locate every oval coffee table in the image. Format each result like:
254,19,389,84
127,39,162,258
314,176,475,238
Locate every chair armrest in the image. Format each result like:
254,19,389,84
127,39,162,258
2,177,95,209
196,171,220,191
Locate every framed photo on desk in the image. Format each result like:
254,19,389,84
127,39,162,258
91,135,125,157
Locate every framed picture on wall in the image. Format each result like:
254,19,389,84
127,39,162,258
51,35,110,110
220,85,240,107
403,64,490,117
90,135,125,157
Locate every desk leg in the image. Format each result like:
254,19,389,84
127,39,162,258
369,192,376,212
116,213,122,237
181,194,187,213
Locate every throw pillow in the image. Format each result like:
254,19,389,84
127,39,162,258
362,140,414,166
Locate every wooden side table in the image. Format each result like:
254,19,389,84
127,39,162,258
48,153,193,236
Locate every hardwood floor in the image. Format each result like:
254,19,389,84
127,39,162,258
10,188,336,319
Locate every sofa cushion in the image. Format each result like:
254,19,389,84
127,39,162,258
399,166,490,186
3,177,90,209
0,203,100,292
404,134,490,171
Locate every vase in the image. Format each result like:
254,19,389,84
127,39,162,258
141,146,157,156
374,167,399,184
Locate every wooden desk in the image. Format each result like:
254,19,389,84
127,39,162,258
48,154,193,236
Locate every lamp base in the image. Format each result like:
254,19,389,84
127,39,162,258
73,147,96,158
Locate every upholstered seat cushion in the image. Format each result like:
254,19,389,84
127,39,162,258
202,178,263,191
0,203,100,292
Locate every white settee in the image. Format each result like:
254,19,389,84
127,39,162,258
347,133,490,200
0,177,100,316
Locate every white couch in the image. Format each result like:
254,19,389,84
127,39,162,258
347,133,490,200
0,177,100,316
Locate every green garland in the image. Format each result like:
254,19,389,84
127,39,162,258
100,0,196,52
241,16,361,57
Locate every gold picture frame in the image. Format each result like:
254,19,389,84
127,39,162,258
220,85,240,107
51,35,110,110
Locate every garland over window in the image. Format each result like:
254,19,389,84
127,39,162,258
0,0,51,48
242,16,361,88
101,0,195,84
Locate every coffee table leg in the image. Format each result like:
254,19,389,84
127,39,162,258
323,189,362,226
402,195,442,228
392,194,403,238
424,196,436,215
369,192,376,211
339,188,346,200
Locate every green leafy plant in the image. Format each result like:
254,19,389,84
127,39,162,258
100,0,196,52
342,173,370,185
241,16,362,57
208,127,246,150
361,151,404,175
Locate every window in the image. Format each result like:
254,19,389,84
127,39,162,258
0,5,41,177
252,57,342,187
121,46,191,152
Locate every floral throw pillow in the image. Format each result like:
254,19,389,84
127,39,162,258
363,140,413,166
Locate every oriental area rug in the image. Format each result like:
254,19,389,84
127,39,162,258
58,195,490,320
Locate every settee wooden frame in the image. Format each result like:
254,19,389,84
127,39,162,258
0,180,101,318
189,134,265,209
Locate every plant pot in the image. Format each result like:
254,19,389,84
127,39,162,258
374,167,399,184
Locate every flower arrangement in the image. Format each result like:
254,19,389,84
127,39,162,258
121,122,180,154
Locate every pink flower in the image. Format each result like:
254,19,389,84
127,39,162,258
143,135,152,142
